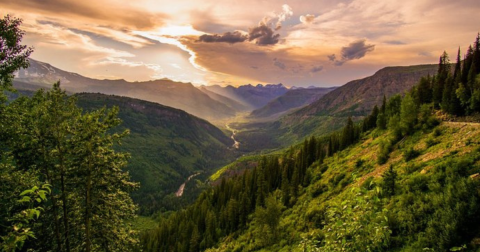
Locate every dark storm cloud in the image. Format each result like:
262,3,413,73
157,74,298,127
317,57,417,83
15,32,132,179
198,31,248,44
248,24,280,46
329,39,375,66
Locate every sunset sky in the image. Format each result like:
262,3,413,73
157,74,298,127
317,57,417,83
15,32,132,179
2,0,480,87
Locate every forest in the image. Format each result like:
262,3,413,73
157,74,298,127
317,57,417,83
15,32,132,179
2,12,480,252
140,34,480,251
0,15,139,251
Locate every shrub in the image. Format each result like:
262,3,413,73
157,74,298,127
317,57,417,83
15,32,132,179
378,139,393,165
403,147,420,161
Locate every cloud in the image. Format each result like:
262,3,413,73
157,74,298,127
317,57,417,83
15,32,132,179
300,14,315,25
310,66,323,73
329,39,375,66
418,51,433,57
198,31,247,43
275,4,293,29
248,24,281,46
1,0,166,29
197,4,291,46
273,58,286,70
327,54,336,61
385,40,406,45
341,39,375,60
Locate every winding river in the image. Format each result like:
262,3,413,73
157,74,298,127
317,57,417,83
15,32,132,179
225,123,240,149
175,173,200,197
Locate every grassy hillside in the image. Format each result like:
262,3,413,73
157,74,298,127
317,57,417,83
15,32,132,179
206,121,480,251
75,93,237,214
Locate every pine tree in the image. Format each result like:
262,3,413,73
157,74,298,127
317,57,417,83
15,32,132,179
474,33,480,75
382,165,397,197
341,117,355,148
433,51,450,108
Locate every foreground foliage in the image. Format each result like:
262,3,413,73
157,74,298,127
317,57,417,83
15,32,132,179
0,15,139,251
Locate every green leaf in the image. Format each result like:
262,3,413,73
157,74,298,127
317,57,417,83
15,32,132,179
19,189,33,196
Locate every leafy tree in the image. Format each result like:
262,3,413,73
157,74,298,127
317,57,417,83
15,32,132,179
253,192,284,245
400,93,417,136
0,15,32,91
1,184,50,252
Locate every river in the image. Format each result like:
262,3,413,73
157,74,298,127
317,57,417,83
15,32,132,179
225,123,240,149
175,173,200,197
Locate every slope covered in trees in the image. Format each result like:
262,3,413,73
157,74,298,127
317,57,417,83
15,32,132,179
140,34,480,251
75,93,236,214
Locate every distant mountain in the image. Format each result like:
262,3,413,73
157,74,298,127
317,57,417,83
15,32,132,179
203,83,289,109
250,87,336,118
198,86,250,112
14,59,236,120
74,93,236,214
235,64,439,150
296,64,438,116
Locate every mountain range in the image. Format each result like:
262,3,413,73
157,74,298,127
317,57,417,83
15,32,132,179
202,83,289,110
15,59,236,120
235,64,439,150
250,86,337,119
14,59,296,121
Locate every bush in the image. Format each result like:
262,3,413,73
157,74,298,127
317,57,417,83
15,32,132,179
310,183,327,198
403,147,420,161
333,173,346,185
339,176,351,188
433,127,442,137
425,137,439,148
403,163,422,174
355,159,365,169
361,176,376,191
378,139,393,165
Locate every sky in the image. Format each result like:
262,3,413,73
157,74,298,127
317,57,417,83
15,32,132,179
2,0,480,87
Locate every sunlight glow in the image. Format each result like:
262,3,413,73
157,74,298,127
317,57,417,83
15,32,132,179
132,30,206,72
157,25,204,37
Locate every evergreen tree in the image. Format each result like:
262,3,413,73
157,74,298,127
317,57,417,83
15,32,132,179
453,47,462,79
462,45,474,87
341,117,355,148
433,51,450,108
382,165,397,197
474,33,480,75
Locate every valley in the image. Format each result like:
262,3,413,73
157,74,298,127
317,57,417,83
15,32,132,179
2,10,480,252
